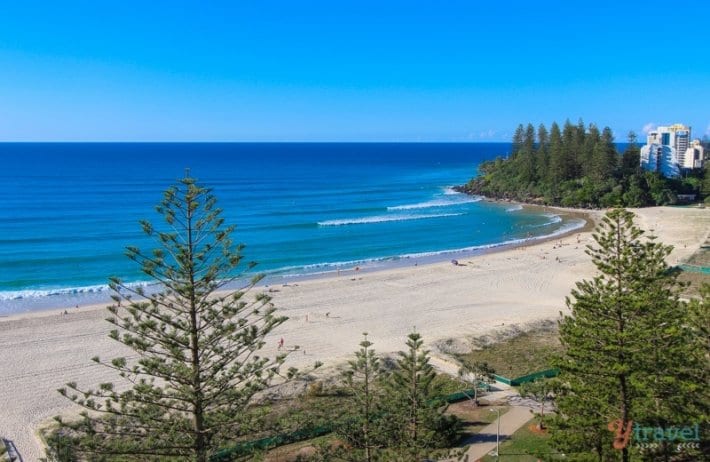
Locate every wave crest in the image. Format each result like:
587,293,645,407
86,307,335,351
318,213,463,227
0,281,150,301
284,218,586,275
387,196,482,211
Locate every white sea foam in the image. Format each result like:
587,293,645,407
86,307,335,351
281,217,587,276
506,204,523,212
387,196,482,211
318,213,463,227
542,214,563,224
1,214,586,306
525,213,563,228
0,218,587,312
0,281,150,301
397,217,586,259
276,259,388,278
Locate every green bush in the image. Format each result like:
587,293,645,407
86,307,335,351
43,431,78,462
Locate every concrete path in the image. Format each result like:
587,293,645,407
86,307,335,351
430,353,537,461
443,405,534,462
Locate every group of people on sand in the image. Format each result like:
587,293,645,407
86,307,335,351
60,305,80,315
277,310,335,353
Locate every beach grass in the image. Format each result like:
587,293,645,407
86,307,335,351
679,271,710,297
457,326,563,380
679,240,710,297
0,440,8,462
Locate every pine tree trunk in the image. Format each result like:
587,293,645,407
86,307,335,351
620,374,630,462
411,356,418,459
615,216,630,462
364,356,371,462
187,197,207,462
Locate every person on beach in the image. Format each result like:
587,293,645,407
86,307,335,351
278,337,284,350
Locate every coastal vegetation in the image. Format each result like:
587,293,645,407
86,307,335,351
457,120,710,208
552,209,708,461
678,237,710,296
457,326,562,379
456,360,496,407
45,177,461,462
43,175,708,461
51,177,312,461
0,441,8,461
468,210,708,461
307,333,462,461
479,424,557,462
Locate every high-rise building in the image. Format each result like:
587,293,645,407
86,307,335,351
680,139,705,169
640,124,704,177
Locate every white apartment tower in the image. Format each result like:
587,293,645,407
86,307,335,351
680,139,705,170
640,123,704,177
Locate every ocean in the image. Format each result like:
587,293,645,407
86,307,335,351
0,143,583,314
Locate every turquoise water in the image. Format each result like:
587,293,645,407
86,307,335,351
0,143,581,314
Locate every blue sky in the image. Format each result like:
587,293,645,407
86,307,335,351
1,1,709,142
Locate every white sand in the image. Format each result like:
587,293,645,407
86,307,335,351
1,206,707,460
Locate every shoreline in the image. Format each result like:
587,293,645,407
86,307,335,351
0,208,592,320
0,206,589,317
1,206,708,461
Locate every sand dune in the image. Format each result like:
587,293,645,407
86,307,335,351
1,206,707,460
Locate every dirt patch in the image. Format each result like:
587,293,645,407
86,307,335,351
527,423,548,435
446,401,507,435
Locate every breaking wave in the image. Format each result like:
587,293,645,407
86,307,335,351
318,213,464,227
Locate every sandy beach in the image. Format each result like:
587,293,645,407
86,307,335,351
1,206,708,460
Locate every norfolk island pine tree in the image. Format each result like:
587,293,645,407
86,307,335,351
553,209,706,462
52,176,317,461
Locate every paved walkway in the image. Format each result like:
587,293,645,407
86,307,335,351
430,354,547,461
442,405,534,462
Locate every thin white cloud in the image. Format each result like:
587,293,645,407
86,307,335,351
466,129,498,140
642,122,656,134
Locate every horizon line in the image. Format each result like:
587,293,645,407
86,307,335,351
0,140,514,144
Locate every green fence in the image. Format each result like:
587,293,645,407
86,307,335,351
678,264,710,275
210,424,333,462
493,368,559,387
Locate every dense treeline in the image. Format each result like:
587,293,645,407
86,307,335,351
459,120,710,208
